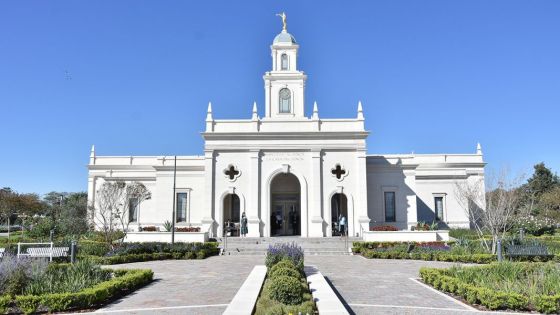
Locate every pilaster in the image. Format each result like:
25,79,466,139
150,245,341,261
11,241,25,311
309,149,324,236
356,149,370,236
248,150,261,237
202,150,216,237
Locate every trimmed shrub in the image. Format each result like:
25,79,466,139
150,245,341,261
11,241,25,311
268,275,304,305
420,264,559,313
78,240,111,256
270,267,300,280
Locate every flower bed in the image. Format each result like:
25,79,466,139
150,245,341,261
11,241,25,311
370,225,398,231
176,226,200,232
420,262,560,313
0,256,153,314
255,243,316,315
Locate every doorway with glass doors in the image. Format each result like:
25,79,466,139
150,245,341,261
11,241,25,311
270,173,301,236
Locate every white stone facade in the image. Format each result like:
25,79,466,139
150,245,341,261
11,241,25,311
87,25,485,238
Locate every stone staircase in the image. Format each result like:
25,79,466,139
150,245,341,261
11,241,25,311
218,236,361,256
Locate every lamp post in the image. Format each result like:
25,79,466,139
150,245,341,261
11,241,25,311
171,156,177,244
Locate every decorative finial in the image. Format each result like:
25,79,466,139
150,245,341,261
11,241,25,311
89,145,96,165
276,12,287,32
312,101,319,120
252,101,258,120
357,101,364,120
476,142,483,155
206,102,213,121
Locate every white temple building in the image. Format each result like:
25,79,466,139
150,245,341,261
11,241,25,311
87,18,485,239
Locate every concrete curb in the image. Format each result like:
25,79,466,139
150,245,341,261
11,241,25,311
305,265,349,314
223,265,267,315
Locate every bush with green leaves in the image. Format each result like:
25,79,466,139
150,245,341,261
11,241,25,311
255,242,315,315
420,262,560,313
267,275,304,305
5,268,153,314
269,266,301,280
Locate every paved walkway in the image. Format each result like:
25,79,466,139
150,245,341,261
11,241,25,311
306,255,481,315
91,256,262,315
81,255,521,315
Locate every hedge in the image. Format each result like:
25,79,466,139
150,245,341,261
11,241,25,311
420,267,560,313
1,268,153,314
84,248,217,265
357,248,495,263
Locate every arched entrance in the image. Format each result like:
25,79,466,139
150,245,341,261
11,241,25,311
270,173,301,236
223,194,240,237
331,193,348,236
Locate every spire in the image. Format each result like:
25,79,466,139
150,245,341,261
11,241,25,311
312,101,319,120
89,145,96,165
476,142,483,155
252,101,258,120
206,102,213,121
357,101,364,120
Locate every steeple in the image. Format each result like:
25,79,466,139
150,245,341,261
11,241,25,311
312,101,319,120
89,145,96,165
476,143,483,155
357,101,364,120
252,101,258,120
205,102,214,131
264,13,307,119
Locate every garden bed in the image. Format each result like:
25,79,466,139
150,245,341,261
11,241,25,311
353,241,559,263
420,262,560,313
254,243,316,315
80,242,220,265
0,257,153,314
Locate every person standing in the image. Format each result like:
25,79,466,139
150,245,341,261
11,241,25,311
339,214,347,237
240,212,248,237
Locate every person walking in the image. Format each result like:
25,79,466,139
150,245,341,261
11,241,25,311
339,214,347,237
240,212,248,237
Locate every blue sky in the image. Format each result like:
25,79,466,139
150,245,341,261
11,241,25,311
1,1,559,194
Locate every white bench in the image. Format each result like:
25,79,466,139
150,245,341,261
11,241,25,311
0,248,5,258
17,243,69,261
26,247,69,258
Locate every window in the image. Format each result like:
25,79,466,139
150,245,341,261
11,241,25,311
435,196,444,221
176,192,188,223
281,54,288,70
128,198,139,222
279,88,291,113
384,192,396,222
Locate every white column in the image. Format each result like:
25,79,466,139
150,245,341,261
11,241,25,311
404,169,418,230
248,150,261,237
202,150,216,237
309,149,324,237
356,149,370,236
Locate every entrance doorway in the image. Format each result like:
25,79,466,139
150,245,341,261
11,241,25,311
223,194,240,237
331,193,348,236
270,173,300,236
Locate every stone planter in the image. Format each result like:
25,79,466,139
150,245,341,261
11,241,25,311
363,230,450,242
124,231,209,243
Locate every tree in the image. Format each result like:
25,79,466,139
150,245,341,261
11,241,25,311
0,187,46,223
91,181,151,248
455,170,522,254
518,163,560,216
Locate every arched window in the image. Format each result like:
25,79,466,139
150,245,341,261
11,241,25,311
279,88,291,113
281,54,289,70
